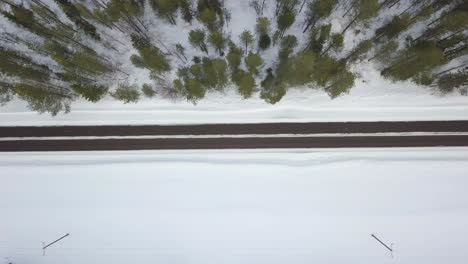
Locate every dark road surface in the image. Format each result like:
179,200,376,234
2,121,468,137
1,135,468,152
1,121,468,152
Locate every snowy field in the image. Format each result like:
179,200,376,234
2,148,468,264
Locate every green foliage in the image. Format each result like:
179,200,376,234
240,30,254,52
245,52,263,76
175,57,228,102
280,35,298,50
208,30,226,55
0,82,14,106
150,0,180,24
306,23,331,53
375,14,411,41
226,45,243,71
344,39,372,63
189,29,209,54
277,10,295,36
54,0,101,41
197,0,224,30
98,0,145,23
71,83,108,102
310,0,336,18
370,40,398,62
437,71,468,93
355,0,379,22
111,83,140,103
0,48,51,83
258,34,272,50
131,34,171,73
325,70,355,98
304,0,336,32
142,83,156,97
232,70,256,99
382,41,446,82
260,68,286,104
14,83,71,116
256,17,271,35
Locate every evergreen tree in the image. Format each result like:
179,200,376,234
245,52,263,75
381,41,446,82
325,70,355,98
343,39,373,63
208,30,226,55
232,70,256,99
14,83,71,116
111,83,140,103
71,83,108,102
130,34,171,74
277,10,295,37
150,0,180,25
342,0,380,34
240,30,254,53
256,17,272,50
226,45,243,71
142,83,156,97
0,81,14,106
54,0,101,41
374,14,411,42
189,29,209,54
197,0,224,30
437,71,468,93
261,68,286,104
303,0,336,33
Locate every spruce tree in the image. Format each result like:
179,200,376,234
226,45,243,71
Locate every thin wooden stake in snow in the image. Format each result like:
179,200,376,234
371,234,394,258
42,233,70,256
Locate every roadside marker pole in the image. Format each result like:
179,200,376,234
371,234,394,258
42,233,70,256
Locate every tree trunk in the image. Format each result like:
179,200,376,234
341,15,358,34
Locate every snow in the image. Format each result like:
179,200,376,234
1,148,468,264
2,60,468,126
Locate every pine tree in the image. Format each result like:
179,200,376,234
321,33,344,55
381,41,446,82
111,83,140,103
142,83,156,97
197,0,224,30
260,69,286,104
343,39,373,63
256,17,272,50
325,70,355,98
189,29,209,54
71,83,108,102
277,10,295,37
374,14,411,42
437,71,468,93
240,30,254,53
14,83,71,116
150,0,179,24
226,45,243,71
208,30,226,55
130,34,171,74
245,52,263,75
342,0,380,34
0,81,14,106
54,0,101,41
303,0,336,33
232,70,256,99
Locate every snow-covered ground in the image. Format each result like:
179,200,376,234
2,63,468,126
1,148,468,264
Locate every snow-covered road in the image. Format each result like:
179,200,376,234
1,148,468,264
